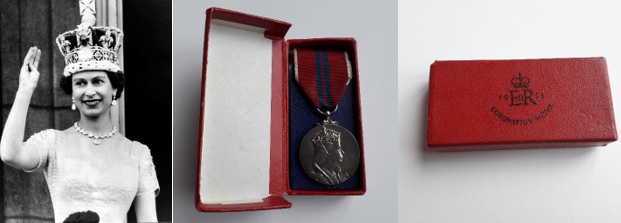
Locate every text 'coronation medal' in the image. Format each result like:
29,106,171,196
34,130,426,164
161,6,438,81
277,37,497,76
294,48,360,186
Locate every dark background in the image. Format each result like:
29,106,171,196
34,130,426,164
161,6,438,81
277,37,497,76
124,0,172,221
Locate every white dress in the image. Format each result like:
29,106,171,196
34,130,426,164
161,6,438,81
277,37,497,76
25,129,160,222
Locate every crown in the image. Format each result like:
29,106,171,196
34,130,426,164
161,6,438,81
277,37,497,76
55,0,123,77
312,126,342,147
511,73,530,88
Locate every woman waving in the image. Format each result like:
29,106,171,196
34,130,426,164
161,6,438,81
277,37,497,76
0,1,159,222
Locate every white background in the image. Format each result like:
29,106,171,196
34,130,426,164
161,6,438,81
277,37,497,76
173,0,397,222
399,0,621,223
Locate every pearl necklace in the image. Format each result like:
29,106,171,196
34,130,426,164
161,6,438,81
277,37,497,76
73,122,118,145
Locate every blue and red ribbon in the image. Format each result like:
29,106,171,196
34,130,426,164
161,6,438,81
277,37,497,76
294,48,352,110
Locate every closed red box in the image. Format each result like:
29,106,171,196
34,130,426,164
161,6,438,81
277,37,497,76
196,7,365,212
427,58,617,152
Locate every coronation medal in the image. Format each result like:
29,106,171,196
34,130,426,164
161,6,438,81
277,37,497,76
294,48,360,186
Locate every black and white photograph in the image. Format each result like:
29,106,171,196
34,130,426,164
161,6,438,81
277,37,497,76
0,0,171,222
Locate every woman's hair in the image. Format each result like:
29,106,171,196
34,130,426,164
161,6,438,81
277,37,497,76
59,71,125,98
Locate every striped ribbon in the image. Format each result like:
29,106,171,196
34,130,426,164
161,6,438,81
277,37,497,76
294,48,352,110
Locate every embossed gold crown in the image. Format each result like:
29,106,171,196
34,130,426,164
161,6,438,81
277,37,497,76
511,73,530,88
55,0,123,77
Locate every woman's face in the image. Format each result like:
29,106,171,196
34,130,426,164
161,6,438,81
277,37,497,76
72,71,117,118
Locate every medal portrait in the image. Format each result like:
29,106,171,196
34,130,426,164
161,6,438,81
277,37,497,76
308,126,349,185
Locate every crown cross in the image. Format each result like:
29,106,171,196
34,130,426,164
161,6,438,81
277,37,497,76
511,73,530,88
79,0,96,16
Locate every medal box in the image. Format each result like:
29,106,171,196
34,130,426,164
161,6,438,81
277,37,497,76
196,7,366,212
427,58,617,152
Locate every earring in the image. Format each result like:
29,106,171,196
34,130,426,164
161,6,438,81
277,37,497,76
111,95,117,106
71,98,76,110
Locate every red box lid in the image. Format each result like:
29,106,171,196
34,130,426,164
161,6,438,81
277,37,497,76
196,7,365,212
196,7,291,212
427,58,618,152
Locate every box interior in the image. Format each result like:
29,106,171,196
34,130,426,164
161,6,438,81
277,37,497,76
200,19,273,204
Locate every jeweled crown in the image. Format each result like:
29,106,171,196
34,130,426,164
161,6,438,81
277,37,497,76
55,0,123,77
511,73,530,88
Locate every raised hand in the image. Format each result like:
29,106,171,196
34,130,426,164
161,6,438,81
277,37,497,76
1,46,44,171
19,47,42,91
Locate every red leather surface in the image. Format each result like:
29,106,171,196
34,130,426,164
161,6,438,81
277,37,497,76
427,58,617,152
195,196,291,213
286,38,366,195
196,7,292,212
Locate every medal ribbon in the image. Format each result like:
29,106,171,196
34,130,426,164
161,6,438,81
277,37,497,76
294,48,352,110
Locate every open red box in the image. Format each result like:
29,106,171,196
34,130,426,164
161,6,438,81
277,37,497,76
196,7,366,212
